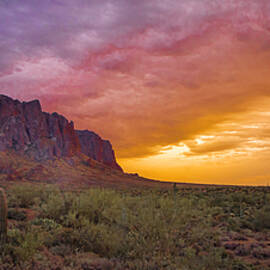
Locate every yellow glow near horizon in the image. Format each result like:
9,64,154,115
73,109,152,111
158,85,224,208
159,143,190,157
119,97,270,186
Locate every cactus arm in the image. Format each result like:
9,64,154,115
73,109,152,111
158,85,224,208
0,188,8,244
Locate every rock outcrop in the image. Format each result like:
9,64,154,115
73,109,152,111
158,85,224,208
0,95,122,171
76,130,122,171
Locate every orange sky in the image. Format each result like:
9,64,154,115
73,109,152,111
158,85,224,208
120,97,270,185
1,0,270,185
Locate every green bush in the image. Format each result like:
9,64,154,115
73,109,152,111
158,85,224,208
31,218,62,231
39,192,66,221
3,227,44,262
252,206,270,231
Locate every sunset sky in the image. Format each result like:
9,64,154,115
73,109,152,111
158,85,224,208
1,0,270,185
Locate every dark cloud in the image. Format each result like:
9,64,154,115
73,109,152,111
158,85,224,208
1,0,269,72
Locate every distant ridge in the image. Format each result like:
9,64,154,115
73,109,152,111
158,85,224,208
0,94,122,171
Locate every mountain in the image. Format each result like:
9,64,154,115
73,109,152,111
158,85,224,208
0,94,122,171
76,130,122,171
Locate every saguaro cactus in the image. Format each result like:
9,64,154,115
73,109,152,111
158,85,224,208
0,188,7,244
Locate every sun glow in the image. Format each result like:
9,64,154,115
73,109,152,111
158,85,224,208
159,143,190,157
120,98,270,185
195,139,204,145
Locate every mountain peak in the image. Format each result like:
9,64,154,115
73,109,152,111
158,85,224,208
0,95,122,171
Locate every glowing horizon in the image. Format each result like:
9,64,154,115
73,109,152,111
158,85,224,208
1,0,270,185
120,96,270,185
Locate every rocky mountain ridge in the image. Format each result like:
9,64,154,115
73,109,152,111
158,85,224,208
0,94,122,171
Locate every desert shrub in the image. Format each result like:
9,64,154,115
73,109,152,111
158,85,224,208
177,247,232,270
50,244,73,257
252,205,270,231
8,184,42,208
2,227,44,262
75,223,125,257
39,192,66,221
31,218,62,231
7,208,27,221
72,189,123,224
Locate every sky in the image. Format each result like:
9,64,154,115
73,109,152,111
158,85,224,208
1,0,270,185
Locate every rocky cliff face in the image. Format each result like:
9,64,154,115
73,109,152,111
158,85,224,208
76,130,122,171
0,95,122,171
